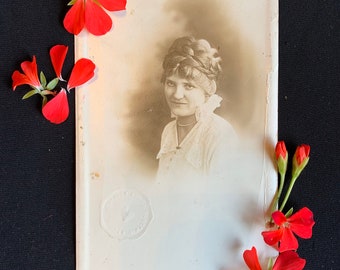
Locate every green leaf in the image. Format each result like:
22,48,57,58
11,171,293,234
285,207,294,218
46,78,59,90
22,89,39,100
68,0,77,5
40,71,47,88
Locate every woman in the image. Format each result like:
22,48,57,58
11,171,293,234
157,36,237,180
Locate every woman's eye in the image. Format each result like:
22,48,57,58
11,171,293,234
166,81,175,87
184,84,194,90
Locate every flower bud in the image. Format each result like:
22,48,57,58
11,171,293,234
292,144,310,179
275,141,288,175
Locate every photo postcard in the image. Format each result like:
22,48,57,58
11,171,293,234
75,0,278,269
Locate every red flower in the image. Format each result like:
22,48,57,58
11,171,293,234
42,55,95,124
275,141,287,160
50,45,69,81
243,247,306,270
42,89,69,124
11,44,96,124
67,58,96,90
262,207,315,252
275,141,288,175
11,45,96,124
294,145,310,166
292,144,310,179
12,56,42,90
63,0,127,36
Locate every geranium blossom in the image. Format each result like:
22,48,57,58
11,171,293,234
11,45,96,124
275,141,288,176
292,144,310,179
12,56,42,90
244,143,313,269
43,46,96,124
243,247,306,270
262,207,315,252
294,145,310,166
12,45,67,93
275,141,287,160
278,144,311,211
63,0,127,36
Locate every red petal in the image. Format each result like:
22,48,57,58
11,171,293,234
67,58,96,90
50,45,69,80
261,228,283,246
63,0,85,35
243,247,262,270
42,89,69,124
12,71,32,90
278,227,299,252
16,56,41,89
85,0,112,35
272,210,287,226
273,251,306,270
288,207,315,239
99,0,126,11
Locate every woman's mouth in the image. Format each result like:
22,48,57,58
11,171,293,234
170,100,187,105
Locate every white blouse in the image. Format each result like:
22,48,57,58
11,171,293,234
157,113,237,181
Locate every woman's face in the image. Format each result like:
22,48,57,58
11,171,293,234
164,74,206,119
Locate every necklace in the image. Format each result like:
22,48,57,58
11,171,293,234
177,121,197,127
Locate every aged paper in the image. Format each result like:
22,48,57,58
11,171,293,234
76,0,278,269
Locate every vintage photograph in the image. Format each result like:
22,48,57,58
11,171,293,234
76,0,278,269
156,36,238,181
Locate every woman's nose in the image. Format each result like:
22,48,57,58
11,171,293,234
173,85,184,99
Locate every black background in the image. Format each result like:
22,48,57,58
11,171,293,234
0,1,339,269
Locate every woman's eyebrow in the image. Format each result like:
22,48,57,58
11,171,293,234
165,79,176,85
185,80,197,86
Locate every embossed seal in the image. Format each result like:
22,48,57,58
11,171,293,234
101,189,153,240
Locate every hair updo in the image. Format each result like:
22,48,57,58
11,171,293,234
161,36,222,96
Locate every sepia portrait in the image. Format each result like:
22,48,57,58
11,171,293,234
76,0,278,269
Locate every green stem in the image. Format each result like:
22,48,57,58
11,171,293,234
279,175,297,212
271,171,285,214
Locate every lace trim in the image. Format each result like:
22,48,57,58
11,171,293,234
195,94,222,121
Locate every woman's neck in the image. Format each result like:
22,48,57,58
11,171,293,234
176,115,196,126
176,115,197,145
